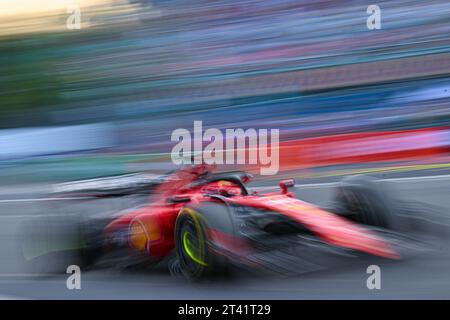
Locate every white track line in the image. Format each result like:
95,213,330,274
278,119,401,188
0,173,449,203
383,173,450,182
0,197,91,203
0,294,28,300
253,173,450,190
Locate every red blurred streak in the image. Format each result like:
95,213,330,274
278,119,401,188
244,127,449,172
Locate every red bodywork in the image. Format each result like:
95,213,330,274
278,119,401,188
104,165,399,261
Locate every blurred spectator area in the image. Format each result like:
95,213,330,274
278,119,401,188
0,0,449,178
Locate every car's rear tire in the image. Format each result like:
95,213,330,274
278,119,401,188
333,175,399,229
20,215,104,274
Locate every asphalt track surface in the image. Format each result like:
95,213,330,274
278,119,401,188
0,170,450,299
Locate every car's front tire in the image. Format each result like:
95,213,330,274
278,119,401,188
175,204,232,281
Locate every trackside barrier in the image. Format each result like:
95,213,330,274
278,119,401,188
242,127,450,173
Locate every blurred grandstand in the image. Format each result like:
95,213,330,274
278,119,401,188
0,0,449,182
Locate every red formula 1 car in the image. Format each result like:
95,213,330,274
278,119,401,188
23,165,417,279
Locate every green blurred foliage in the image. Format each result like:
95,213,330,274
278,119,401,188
0,36,64,117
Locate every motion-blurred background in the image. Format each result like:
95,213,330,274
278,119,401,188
1,0,449,184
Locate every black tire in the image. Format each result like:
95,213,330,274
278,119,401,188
175,203,234,281
20,214,104,274
77,217,108,267
333,175,399,229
